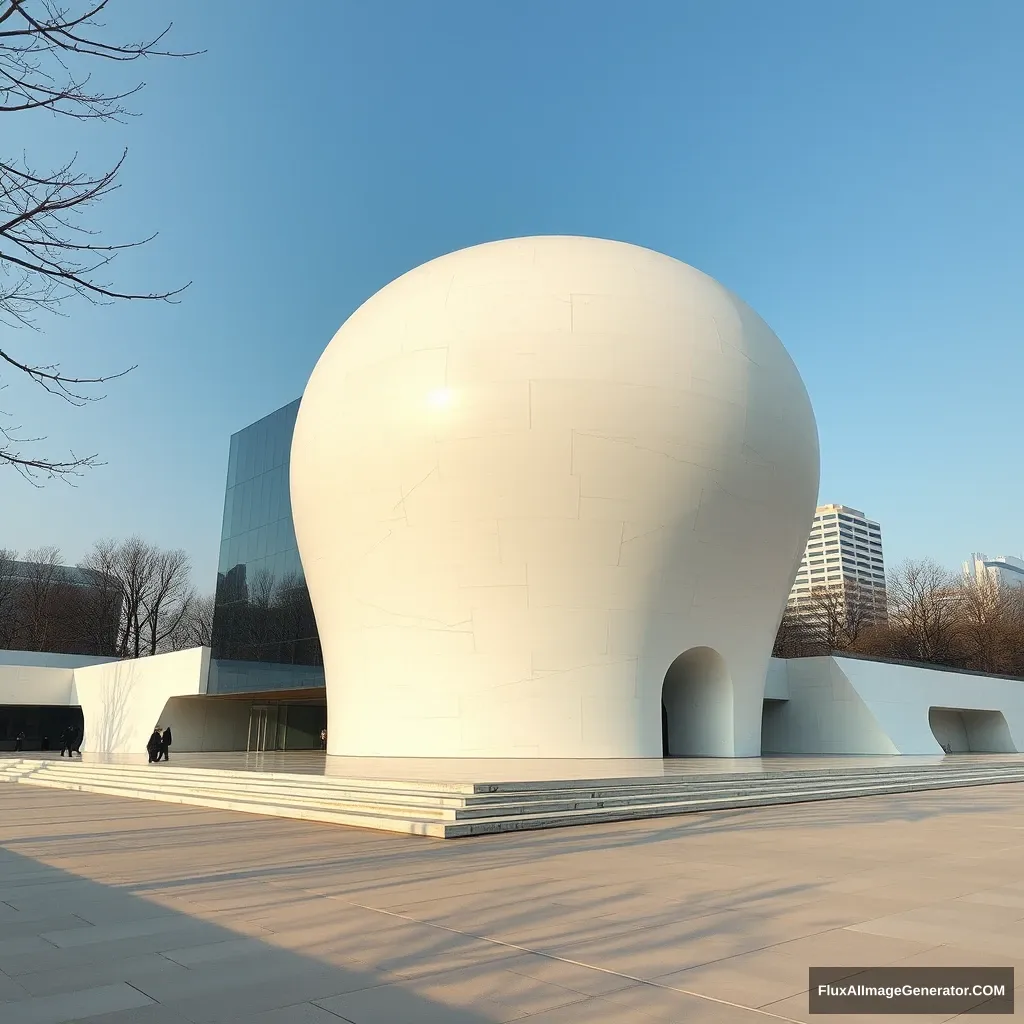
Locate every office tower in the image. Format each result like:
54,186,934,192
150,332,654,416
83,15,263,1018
963,553,1024,593
787,504,887,622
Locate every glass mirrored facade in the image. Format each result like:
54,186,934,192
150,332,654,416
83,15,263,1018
210,400,323,677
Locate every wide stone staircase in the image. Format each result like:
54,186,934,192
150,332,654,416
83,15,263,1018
2,757,1023,839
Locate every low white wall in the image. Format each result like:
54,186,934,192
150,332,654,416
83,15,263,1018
837,656,1024,754
0,664,76,707
72,648,210,757
764,656,1024,756
761,657,898,755
0,650,116,706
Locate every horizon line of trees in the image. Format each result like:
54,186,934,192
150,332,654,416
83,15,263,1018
5,545,1024,680
0,540,213,658
774,557,1024,679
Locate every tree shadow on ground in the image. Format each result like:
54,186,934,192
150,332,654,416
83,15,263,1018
0,835,524,1022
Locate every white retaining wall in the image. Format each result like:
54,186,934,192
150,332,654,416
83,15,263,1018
72,648,209,756
763,656,1024,755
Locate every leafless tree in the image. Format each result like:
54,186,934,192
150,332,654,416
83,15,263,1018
140,547,193,655
946,572,1024,677
874,559,960,666
775,558,1024,679
17,544,62,649
774,581,880,658
806,584,876,652
0,545,19,645
80,536,192,657
169,591,213,650
1,1,198,480
772,607,812,658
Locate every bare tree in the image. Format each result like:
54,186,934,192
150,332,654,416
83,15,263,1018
947,572,1024,677
881,559,960,666
80,536,194,657
169,592,213,650
17,544,62,649
774,581,879,658
1,1,198,480
773,607,812,658
140,547,192,655
0,545,19,645
806,584,876,652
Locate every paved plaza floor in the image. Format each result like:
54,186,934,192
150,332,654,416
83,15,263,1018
1,782,1023,1023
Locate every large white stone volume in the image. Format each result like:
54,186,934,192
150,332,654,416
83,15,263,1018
291,236,819,757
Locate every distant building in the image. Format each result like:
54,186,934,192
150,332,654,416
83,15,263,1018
787,504,887,623
0,559,121,656
963,553,1024,593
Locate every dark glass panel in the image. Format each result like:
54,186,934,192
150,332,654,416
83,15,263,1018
210,399,323,674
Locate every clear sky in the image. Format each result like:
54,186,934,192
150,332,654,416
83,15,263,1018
4,0,1023,592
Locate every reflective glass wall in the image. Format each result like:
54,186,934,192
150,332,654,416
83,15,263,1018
210,400,323,668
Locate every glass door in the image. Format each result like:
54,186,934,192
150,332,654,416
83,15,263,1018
247,705,281,753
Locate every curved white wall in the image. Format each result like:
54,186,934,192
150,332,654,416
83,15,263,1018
291,236,819,757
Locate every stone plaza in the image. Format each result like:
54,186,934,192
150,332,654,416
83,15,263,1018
2,776,1023,1022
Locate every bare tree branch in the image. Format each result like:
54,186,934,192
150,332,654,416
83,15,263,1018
1,1,199,477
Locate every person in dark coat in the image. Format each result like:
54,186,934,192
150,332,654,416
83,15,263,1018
59,727,72,757
146,728,162,764
159,726,172,762
14,731,24,752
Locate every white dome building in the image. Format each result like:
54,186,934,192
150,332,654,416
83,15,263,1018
291,236,819,758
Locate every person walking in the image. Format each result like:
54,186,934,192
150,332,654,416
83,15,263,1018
14,731,24,752
159,725,172,762
320,727,327,751
59,726,72,758
146,727,162,764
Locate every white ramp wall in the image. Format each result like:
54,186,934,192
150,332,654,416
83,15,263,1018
761,657,898,755
764,655,1024,755
73,648,210,757
836,656,1024,755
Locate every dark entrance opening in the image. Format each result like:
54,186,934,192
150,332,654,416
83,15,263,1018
0,705,84,751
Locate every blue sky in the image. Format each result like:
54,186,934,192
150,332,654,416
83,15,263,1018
4,0,1023,590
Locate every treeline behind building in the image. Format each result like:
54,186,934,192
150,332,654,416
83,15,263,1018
775,558,1024,679
0,541,213,659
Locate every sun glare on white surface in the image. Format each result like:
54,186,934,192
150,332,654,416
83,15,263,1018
427,388,452,410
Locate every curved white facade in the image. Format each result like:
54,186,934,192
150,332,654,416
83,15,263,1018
291,236,819,757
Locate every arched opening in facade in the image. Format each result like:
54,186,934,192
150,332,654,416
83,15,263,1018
928,707,1016,754
661,646,734,757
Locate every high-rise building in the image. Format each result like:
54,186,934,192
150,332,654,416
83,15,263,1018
963,553,1024,593
787,504,887,622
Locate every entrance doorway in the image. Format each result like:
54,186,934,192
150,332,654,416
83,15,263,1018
246,702,326,753
246,705,278,753
0,705,83,751
661,646,733,756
